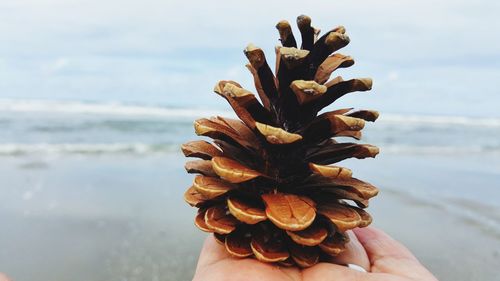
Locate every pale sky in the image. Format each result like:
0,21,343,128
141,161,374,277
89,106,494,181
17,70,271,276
0,0,499,116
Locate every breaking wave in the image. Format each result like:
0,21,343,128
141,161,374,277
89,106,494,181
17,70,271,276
0,143,178,156
1,99,499,157
0,143,498,156
380,144,500,155
380,113,500,128
1,99,499,127
0,99,231,118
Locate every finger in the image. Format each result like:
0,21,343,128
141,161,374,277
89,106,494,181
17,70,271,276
303,262,368,281
326,231,370,271
353,226,417,263
303,263,401,281
0,273,11,281
194,235,231,271
353,227,437,279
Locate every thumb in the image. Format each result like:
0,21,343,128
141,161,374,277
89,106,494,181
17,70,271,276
353,227,438,280
0,273,12,281
326,231,370,271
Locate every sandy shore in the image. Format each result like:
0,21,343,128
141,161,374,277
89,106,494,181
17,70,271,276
371,189,500,281
0,153,498,281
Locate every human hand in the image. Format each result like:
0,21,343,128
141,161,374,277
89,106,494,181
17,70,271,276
192,226,438,281
0,273,11,281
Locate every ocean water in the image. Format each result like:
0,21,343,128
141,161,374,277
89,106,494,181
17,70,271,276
1,98,500,155
1,98,499,214
0,98,499,280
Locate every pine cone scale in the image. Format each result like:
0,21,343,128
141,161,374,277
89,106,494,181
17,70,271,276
227,196,267,225
225,229,253,258
261,193,316,231
286,222,328,246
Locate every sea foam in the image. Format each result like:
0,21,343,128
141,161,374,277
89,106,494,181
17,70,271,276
0,99,231,118
1,99,499,127
0,143,178,155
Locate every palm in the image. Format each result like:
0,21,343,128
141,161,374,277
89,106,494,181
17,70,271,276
193,237,357,281
195,253,301,281
192,227,438,281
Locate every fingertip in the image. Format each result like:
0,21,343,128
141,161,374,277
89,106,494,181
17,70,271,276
195,234,231,270
303,262,365,281
327,231,370,271
353,226,418,263
0,273,11,281
201,234,220,251
352,226,389,243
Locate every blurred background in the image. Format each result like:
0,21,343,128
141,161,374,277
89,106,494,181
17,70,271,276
0,0,499,280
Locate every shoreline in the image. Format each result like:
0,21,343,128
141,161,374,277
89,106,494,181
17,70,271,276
371,190,500,281
1,187,498,281
0,153,498,280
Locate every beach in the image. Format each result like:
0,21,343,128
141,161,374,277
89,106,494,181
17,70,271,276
2,0,500,279
0,151,499,281
0,102,499,281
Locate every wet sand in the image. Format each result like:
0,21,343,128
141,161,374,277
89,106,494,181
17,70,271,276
373,190,500,281
0,152,498,281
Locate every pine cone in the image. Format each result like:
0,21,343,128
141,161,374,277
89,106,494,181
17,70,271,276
182,15,379,268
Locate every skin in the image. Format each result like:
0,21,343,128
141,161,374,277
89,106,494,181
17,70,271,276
0,273,11,281
193,227,438,281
